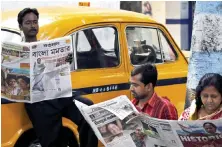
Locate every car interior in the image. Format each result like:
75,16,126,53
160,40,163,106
75,28,120,69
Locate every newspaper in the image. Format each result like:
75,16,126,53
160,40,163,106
1,36,73,103
75,95,222,147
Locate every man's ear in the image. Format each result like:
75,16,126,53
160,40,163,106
145,83,153,91
19,24,22,31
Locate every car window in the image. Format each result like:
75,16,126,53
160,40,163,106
92,27,115,51
126,27,163,65
72,26,120,70
158,30,176,61
1,29,21,43
76,31,91,52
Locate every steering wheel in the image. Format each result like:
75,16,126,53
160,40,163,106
130,45,156,64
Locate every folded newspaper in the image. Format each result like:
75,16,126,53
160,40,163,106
1,36,73,103
75,95,222,147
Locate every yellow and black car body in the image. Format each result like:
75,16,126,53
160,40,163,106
1,6,188,147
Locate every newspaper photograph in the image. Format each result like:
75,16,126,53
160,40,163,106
1,36,73,103
75,95,222,147
128,114,181,147
1,65,31,102
171,120,222,147
1,41,30,68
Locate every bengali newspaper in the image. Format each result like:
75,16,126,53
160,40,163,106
1,36,73,103
75,95,222,147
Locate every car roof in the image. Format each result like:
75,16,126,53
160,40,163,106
2,6,158,39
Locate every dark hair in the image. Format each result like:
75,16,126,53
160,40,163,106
131,63,157,87
17,76,30,84
203,122,217,129
6,74,16,84
17,8,39,25
195,73,222,111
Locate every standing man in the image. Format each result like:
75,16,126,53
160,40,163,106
130,63,178,120
18,8,98,147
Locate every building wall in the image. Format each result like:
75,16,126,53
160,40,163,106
165,1,192,50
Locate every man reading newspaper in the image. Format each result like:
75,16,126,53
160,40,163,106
130,63,178,120
18,8,98,147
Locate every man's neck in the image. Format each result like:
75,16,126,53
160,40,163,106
138,91,154,109
25,37,37,43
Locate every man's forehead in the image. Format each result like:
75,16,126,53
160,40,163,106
23,12,38,21
130,74,142,81
130,74,143,85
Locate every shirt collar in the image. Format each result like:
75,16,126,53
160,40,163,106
147,92,159,108
132,92,159,108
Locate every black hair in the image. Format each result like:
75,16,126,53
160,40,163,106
203,122,217,129
17,8,39,25
6,74,17,84
17,76,30,84
195,73,222,111
131,63,157,87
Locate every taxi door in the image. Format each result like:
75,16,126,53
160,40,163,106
69,23,131,104
121,23,188,115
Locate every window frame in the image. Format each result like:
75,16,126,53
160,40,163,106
70,25,121,71
157,29,178,61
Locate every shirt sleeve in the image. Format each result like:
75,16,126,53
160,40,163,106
178,107,190,120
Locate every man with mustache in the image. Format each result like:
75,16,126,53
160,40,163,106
18,8,98,147
130,63,178,120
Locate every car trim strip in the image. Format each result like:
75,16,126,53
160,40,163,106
1,77,187,104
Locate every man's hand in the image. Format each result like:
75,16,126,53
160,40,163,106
65,53,73,64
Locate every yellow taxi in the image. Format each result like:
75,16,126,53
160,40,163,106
1,6,188,147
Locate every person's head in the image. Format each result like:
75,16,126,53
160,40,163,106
6,75,17,88
143,1,152,15
99,125,107,134
37,58,41,64
130,63,157,100
107,123,122,135
18,8,39,40
17,76,30,90
203,122,217,134
195,73,222,113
